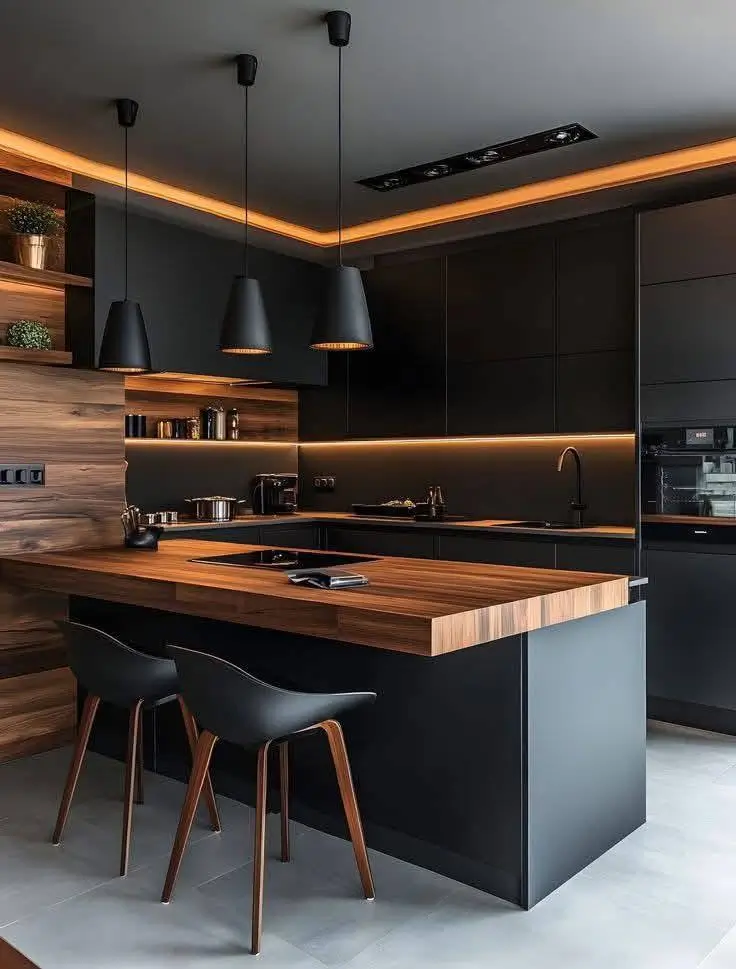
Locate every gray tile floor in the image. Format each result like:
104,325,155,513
2,722,736,967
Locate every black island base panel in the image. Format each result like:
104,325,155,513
71,597,646,909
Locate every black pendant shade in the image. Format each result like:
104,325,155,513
220,275,271,355
99,299,152,372
311,266,373,350
99,98,152,373
219,53,272,356
310,11,373,352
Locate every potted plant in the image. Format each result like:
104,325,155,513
6,319,53,350
5,201,62,270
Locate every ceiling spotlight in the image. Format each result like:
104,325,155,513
378,175,405,190
545,128,581,146
358,123,596,192
464,148,501,166
421,163,452,178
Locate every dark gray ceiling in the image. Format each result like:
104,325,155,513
2,0,736,239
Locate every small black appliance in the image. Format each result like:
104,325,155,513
250,473,298,515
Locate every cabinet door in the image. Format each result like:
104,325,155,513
640,275,736,385
557,217,634,354
447,356,555,435
437,534,555,568
644,547,736,711
161,526,262,544
447,237,555,362
557,351,634,432
324,526,435,559
260,523,319,549
641,379,736,426
349,258,445,439
640,196,736,285
556,542,635,576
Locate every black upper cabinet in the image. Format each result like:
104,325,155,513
448,356,555,436
94,203,326,385
640,274,736,385
557,217,635,354
349,258,446,439
298,354,349,441
557,351,634,432
640,195,736,285
447,237,555,362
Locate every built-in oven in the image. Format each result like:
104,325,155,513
642,425,736,542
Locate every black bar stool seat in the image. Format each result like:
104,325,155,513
162,646,376,955
53,621,221,876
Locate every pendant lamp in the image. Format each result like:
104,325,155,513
310,11,373,351
220,54,272,355
98,98,152,373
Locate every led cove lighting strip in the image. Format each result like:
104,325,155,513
297,433,634,447
4,124,736,246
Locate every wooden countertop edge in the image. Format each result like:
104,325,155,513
0,542,634,657
164,513,635,541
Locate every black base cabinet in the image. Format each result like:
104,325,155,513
323,525,435,559
161,522,319,549
556,543,636,576
645,545,736,732
437,534,555,568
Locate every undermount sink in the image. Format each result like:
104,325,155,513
507,520,591,530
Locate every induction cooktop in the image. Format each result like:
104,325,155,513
189,548,378,571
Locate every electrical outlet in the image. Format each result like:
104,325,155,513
313,475,336,492
0,464,45,486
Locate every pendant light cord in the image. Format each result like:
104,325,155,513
337,44,343,268
243,83,249,277
124,124,129,300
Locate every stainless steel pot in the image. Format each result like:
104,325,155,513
185,496,246,522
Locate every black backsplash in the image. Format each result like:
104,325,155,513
299,438,634,525
125,444,297,513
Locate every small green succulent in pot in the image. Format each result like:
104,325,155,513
6,200,62,236
6,319,53,350
5,200,64,271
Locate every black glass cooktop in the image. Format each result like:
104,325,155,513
190,548,378,572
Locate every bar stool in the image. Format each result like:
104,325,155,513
162,645,376,955
52,621,221,876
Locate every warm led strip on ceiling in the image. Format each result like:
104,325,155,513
4,124,736,246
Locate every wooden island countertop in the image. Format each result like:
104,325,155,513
0,539,630,657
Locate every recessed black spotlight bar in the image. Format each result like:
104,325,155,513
357,122,597,192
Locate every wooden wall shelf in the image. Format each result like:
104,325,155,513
0,259,92,290
0,346,71,366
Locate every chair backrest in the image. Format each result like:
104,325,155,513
57,620,173,706
168,645,357,749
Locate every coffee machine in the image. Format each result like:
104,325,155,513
250,473,298,515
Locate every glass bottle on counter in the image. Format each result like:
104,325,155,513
226,408,239,440
186,417,200,440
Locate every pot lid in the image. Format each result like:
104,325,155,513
187,495,238,501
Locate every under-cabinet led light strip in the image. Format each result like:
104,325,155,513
125,432,633,447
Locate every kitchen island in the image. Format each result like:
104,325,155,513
0,539,645,908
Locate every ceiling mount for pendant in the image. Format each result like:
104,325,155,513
220,52,272,356
311,10,373,352
98,97,152,373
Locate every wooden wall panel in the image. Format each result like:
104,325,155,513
0,280,66,349
0,362,124,761
0,667,76,761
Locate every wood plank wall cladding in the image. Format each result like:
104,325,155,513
0,362,125,761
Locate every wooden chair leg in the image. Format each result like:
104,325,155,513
134,709,144,805
52,693,100,845
120,700,143,876
252,741,271,955
320,719,375,900
279,741,290,862
161,730,218,903
177,697,221,832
